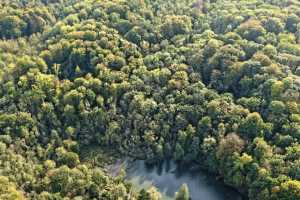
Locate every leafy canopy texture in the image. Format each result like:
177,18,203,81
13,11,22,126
0,0,300,199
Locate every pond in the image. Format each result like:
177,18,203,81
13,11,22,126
124,160,245,200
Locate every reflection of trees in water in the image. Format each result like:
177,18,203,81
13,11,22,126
127,160,244,200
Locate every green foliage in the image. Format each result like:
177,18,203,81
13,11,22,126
275,180,300,200
160,15,192,39
175,183,190,200
0,0,300,199
0,176,25,200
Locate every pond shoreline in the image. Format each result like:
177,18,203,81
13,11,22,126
107,158,248,200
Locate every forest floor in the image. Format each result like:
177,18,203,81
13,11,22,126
80,145,122,168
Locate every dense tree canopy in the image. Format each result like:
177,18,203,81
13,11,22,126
0,0,300,199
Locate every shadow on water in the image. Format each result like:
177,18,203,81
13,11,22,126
124,160,245,200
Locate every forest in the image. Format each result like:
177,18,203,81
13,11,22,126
0,0,300,199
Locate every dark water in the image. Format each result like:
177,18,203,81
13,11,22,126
125,160,244,200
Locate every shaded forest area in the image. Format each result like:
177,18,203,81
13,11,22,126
0,0,300,199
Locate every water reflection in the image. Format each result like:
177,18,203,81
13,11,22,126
125,160,244,200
